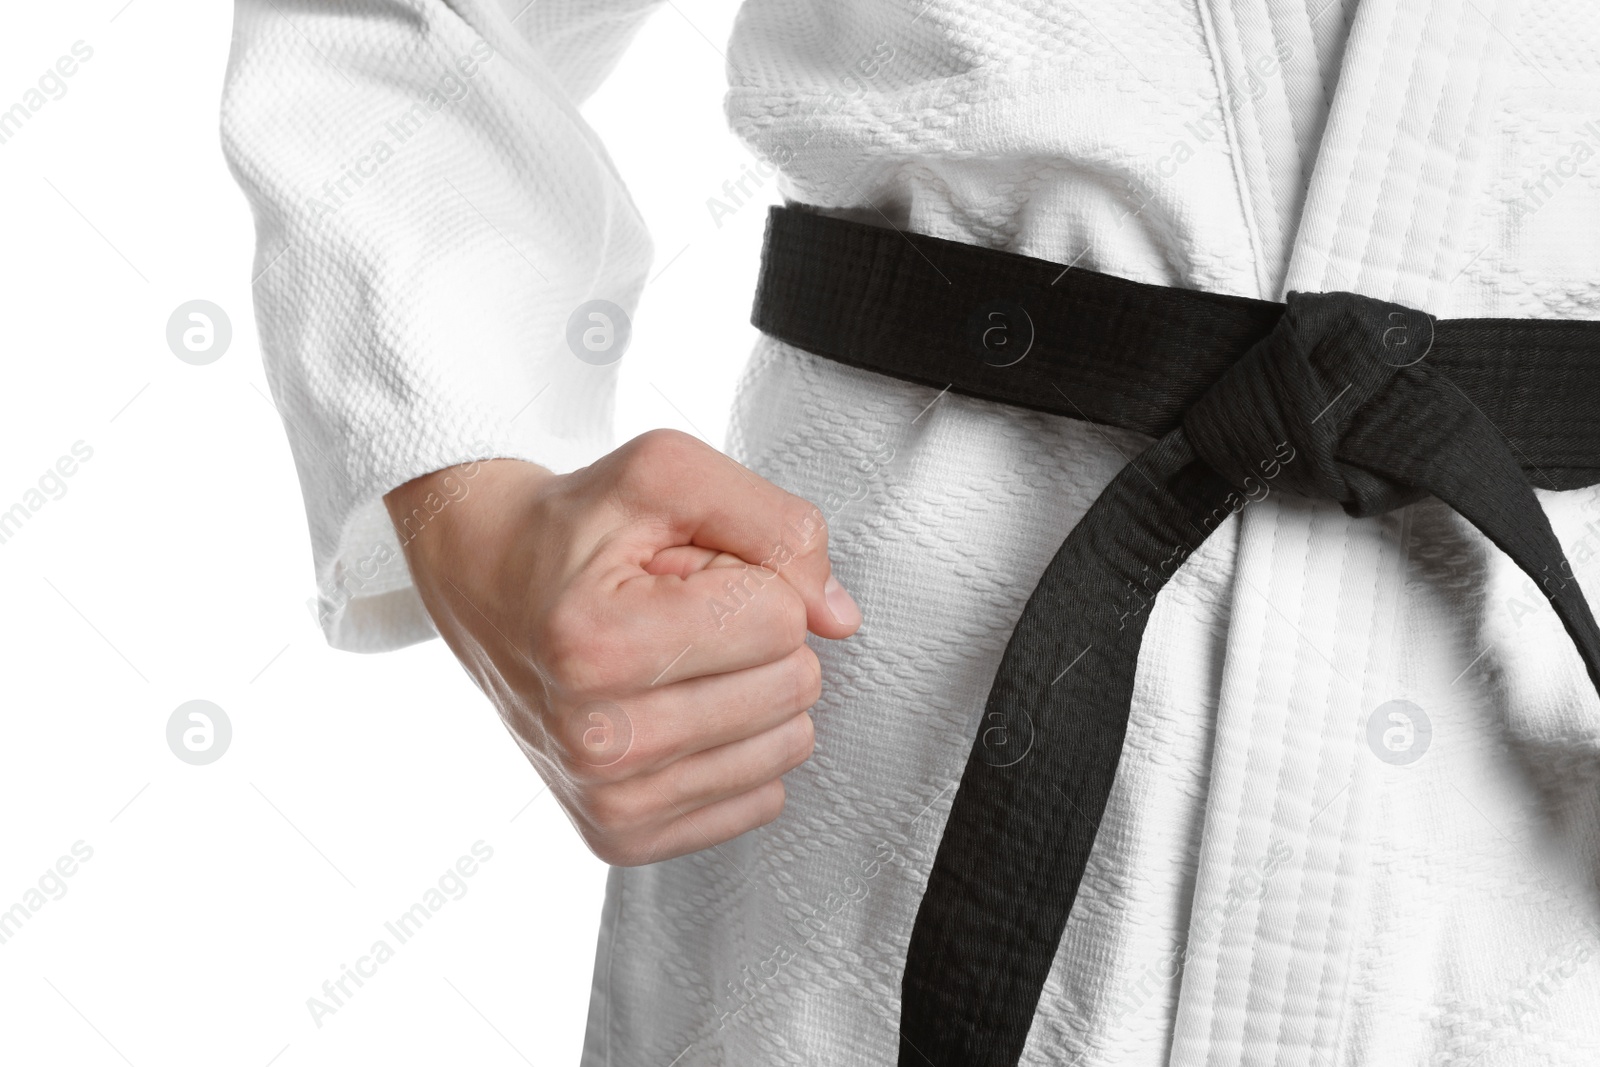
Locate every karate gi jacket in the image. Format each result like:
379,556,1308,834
221,1,1600,1062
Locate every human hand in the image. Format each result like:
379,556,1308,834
383,429,861,865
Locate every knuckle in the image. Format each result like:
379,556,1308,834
540,706,582,762
622,429,702,486
566,729,640,790
581,825,651,867
778,497,829,560
547,703,639,783
534,598,594,681
790,647,824,709
787,712,817,766
773,589,809,650
562,748,631,787
539,601,627,694
547,718,589,770
615,730,668,775
581,784,651,836
753,779,787,828
639,426,698,455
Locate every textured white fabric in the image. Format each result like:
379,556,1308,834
221,0,1600,1063
221,0,661,651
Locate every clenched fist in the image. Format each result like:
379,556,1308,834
384,429,861,866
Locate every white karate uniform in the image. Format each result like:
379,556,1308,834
221,1,1600,1063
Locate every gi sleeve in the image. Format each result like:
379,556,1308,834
219,0,664,652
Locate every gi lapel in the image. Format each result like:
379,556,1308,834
1169,3,1521,1063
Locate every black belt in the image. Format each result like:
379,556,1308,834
749,204,1600,1067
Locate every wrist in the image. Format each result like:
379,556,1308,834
384,458,557,584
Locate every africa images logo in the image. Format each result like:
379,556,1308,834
1365,699,1431,766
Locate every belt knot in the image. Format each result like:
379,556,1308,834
1181,290,1436,518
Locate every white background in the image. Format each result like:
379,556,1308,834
0,2,771,1064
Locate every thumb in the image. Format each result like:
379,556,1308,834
734,502,861,640
643,541,863,640
615,431,860,639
